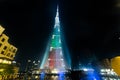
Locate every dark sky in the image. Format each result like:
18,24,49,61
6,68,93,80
0,0,120,70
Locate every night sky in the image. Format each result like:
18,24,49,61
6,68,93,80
0,0,120,71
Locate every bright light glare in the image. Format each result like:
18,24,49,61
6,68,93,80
35,76,38,79
51,69,59,73
0,69,4,72
83,68,88,71
0,59,3,63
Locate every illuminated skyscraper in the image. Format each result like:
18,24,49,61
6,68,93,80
41,7,66,73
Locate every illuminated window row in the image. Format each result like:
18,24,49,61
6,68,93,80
0,43,17,53
100,69,117,76
0,59,11,64
0,50,14,58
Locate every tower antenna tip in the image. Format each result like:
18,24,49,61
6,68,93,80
57,5,59,12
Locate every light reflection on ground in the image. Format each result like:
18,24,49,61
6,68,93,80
39,74,71,80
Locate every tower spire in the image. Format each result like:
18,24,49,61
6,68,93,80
56,5,59,17
54,5,60,28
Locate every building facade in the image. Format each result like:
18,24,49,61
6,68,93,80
0,26,17,61
0,25,18,80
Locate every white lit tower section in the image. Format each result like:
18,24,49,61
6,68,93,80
44,7,66,73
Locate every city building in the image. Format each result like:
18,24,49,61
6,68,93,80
0,26,17,60
0,25,18,80
98,58,120,80
111,56,120,76
40,6,67,73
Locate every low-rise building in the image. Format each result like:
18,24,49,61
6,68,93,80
0,25,19,80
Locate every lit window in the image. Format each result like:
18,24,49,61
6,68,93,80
8,61,11,64
59,38,61,43
3,60,8,64
52,35,55,39
58,28,60,32
1,38,5,42
10,55,13,58
6,53,10,56
0,59,3,63
0,43,2,47
1,51,4,55
50,47,53,51
3,46,7,50
11,47,13,50
9,49,11,51
13,49,16,53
